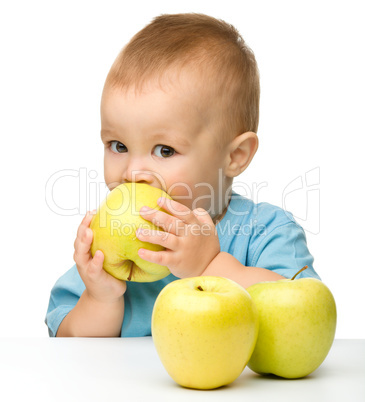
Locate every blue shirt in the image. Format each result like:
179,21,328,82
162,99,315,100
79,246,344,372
45,192,319,337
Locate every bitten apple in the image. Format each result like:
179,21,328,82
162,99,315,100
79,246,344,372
152,276,259,389
90,183,171,282
247,266,337,378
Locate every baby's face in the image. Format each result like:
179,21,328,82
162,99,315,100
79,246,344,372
100,73,232,218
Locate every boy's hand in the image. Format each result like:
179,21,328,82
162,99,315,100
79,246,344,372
73,211,127,303
136,197,220,278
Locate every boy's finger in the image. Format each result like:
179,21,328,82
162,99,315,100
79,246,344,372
193,208,212,224
88,250,105,275
77,211,96,238
139,207,183,236
157,197,197,225
81,227,93,248
138,248,170,267
90,250,104,271
74,228,93,263
136,228,177,250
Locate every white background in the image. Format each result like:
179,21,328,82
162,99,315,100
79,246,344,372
0,0,363,338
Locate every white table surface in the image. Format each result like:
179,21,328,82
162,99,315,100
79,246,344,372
0,338,363,402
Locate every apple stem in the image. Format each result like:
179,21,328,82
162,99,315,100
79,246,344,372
291,265,308,280
127,265,133,281
197,286,204,291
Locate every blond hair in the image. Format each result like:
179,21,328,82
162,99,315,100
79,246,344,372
105,13,260,136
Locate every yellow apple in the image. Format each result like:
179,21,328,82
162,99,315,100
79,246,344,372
152,276,259,389
90,183,171,282
247,266,337,378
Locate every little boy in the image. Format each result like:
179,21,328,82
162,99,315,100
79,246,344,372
46,13,319,337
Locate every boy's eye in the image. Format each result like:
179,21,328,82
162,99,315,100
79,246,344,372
110,141,127,153
153,145,175,158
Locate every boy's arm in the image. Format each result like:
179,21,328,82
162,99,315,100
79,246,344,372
56,211,127,337
56,290,124,337
202,252,285,289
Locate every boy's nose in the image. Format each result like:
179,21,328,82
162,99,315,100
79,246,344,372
123,162,166,189
125,169,155,184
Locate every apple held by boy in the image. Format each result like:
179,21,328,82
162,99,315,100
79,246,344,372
90,183,171,282
247,266,337,379
152,276,259,390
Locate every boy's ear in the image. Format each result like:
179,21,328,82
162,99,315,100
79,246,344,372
225,131,259,178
